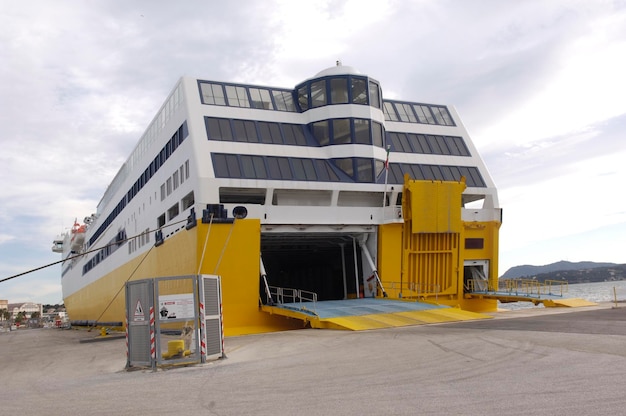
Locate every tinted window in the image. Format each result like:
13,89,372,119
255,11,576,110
225,85,250,108
354,119,370,144
372,122,384,147
330,78,349,104
383,102,398,121
200,83,226,105
369,81,381,109
249,88,274,110
312,121,330,146
351,78,367,104
297,85,309,110
311,80,326,108
273,90,296,112
333,119,351,144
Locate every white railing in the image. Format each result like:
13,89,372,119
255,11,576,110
268,286,318,314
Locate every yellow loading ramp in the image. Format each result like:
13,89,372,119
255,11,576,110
466,292,597,308
261,298,491,331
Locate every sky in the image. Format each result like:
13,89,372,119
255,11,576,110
1,0,625,305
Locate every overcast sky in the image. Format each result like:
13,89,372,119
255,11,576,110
1,0,625,305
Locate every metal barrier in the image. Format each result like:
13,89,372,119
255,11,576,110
465,278,498,293
126,274,223,371
543,280,569,296
268,286,318,314
466,278,568,298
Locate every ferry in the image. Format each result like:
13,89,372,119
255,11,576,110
52,63,503,335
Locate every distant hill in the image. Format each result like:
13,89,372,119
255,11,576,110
501,261,620,279
532,264,626,284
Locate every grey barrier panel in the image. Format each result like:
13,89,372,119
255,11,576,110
154,275,201,367
126,279,155,369
200,275,223,361
126,275,223,369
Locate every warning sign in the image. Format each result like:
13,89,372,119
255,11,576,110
133,300,145,322
158,293,194,321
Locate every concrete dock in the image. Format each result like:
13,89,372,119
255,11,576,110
1,304,625,415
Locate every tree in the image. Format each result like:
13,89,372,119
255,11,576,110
31,311,41,319
0,308,7,321
15,311,25,324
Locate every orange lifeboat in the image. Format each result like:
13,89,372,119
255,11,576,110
70,220,87,253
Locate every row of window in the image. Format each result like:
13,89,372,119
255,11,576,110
128,228,150,255
83,230,127,275
212,153,486,187
206,115,469,158
296,75,382,111
89,122,189,247
160,160,190,201
198,77,455,129
206,117,308,146
386,163,485,187
206,116,386,148
388,132,470,156
383,101,455,126
157,191,195,228
213,153,342,183
311,119,384,147
199,81,297,112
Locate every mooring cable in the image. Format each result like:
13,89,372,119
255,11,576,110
0,218,189,284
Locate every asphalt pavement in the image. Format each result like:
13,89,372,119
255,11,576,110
1,303,625,416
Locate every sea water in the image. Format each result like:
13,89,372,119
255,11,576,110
498,280,626,310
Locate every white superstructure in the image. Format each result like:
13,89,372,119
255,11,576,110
53,63,501,322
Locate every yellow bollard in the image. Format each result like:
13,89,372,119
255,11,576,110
162,340,186,359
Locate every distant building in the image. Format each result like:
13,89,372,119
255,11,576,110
7,302,43,319
43,310,67,323
0,299,8,323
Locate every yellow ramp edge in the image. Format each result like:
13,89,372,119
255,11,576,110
542,298,598,307
317,308,491,331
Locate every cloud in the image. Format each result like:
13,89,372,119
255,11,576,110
483,113,626,188
1,0,626,302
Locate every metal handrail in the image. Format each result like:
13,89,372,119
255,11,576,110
465,278,497,293
544,280,568,296
267,286,318,314
481,278,569,298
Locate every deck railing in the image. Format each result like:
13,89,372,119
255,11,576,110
268,286,318,314
467,278,569,298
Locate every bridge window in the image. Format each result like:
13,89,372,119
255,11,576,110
272,90,296,111
249,88,273,110
332,119,351,144
297,85,309,111
311,80,326,108
312,121,329,145
200,83,226,106
351,78,367,104
330,78,349,104
258,121,283,144
354,119,370,144
383,102,399,121
369,81,381,109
